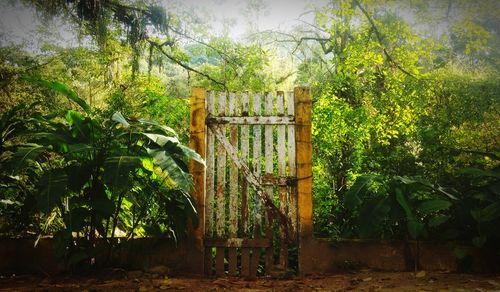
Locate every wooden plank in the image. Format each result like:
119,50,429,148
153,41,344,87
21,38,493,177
252,93,262,232
287,91,297,239
240,92,249,235
294,87,313,276
276,91,287,269
216,247,225,276
249,228,262,279
205,91,215,237
204,238,270,248
241,92,250,278
206,116,295,125
188,87,206,275
204,246,213,276
265,212,274,273
264,92,274,273
216,92,226,238
228,92,238,276
241,248,250,277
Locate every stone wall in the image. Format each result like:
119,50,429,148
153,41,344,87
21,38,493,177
0,237,498,276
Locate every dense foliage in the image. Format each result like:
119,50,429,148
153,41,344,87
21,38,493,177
0,0,499,268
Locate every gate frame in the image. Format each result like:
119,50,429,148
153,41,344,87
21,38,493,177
188,87,313,276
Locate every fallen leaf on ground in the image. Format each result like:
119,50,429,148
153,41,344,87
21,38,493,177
416,271,426,278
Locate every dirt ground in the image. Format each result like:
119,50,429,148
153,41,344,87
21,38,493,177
1,271,500,291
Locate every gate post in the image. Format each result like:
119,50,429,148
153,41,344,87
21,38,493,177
188,87,206,275
294,87,314,276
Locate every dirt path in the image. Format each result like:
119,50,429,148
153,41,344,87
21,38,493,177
1,271,500,291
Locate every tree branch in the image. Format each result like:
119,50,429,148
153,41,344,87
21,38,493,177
353,0,418,80
147,39,227,90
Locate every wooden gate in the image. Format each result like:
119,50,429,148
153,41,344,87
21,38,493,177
188,88,313,277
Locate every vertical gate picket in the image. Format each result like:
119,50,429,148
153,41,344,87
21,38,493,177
215,92,227,276
264,92,274,273
287,91,297,237
240,92,251,277
249,92,262,278
276,91,287,268
205,91,215,275
228,92,239,276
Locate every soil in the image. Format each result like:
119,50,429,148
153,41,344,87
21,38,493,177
1,270,500,291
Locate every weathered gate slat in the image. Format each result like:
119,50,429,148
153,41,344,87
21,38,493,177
240,92,251,277
241,92,250,234
264,92,274,273
228,92,238,276
206,91,215,237
249,92,262,278
252,92,262,230
205,91,216,276
216,92,227,238
215,92,227,277
287,91,297,236
277,91,288,268
216,247,225,276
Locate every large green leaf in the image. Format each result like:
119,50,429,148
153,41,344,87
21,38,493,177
344,175,378,210
460,168,500,178
147,148,192,192
394,176,433,188
23,76,92,115
93,196,115,218
428,215,451,227
103,156,142,190
66,164,92,192
111,112,130,128
137,118,177,136
66,110,90,140
357,197,391,238
37,169,68,213
143,133,179,147
178,144,205,167
67,207,88,232
394,176,458,200
470,202,500,222
395,187,413,219
417,199,452,214
11,143,45,169
407,219,425,239
472,235,486,248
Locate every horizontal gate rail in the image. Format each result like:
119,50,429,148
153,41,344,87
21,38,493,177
204,238,270,248
206,115,295,125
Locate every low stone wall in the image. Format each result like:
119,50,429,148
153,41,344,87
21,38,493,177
0,237,498,276
0,237,189,276
309,239,455,273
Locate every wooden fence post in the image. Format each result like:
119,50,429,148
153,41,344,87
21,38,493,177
188,87,206,275
294,87,313,276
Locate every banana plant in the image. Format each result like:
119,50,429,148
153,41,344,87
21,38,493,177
343,174,455,240
17,77,204,268
0,101,44,235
